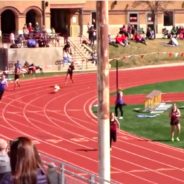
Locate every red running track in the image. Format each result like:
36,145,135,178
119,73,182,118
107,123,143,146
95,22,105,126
1,65,184,184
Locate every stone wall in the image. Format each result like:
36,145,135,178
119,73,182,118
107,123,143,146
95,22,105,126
0,47,65,72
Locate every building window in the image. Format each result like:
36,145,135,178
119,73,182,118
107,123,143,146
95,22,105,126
129,13,138,23
164,11,173,26
147,13,154,23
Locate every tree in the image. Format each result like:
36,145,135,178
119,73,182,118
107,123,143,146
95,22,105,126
132,1,172,38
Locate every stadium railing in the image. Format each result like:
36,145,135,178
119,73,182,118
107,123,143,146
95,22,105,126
40,152,121,184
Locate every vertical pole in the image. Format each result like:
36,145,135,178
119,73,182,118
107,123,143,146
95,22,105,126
116,60,119,94
96,1,110,183
42,1,46,26
60,163,65,184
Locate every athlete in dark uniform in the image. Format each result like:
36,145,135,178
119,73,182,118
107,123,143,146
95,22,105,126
169,103,181,142
110,112,120,150
64,62,75,84
14,62,21,89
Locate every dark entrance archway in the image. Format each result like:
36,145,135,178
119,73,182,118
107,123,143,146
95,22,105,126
1,10,16,34
51,9,71,36
26,9,41,27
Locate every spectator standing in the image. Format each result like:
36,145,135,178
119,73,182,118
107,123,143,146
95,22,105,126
63,46,72,64
0,138,11,182
110,112,120,150
169,103,181,142
35,22,41,33
88,25,96,46
9,33,15,45
0,136,49,184
23,24,29,39
115,90,125,119
27,22,34,34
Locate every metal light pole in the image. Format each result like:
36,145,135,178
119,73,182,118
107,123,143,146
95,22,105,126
96,1,110,183
116,60,119,94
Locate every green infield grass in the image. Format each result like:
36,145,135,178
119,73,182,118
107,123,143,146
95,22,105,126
94,79,184,149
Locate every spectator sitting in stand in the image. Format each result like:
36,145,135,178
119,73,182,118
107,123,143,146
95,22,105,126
170,26,178,38
108,34,118,47
0,136,49,184
162,28,170,38
133,32,147,45
178,26,184,40
146,27,154,40
115,33,128,47
168,36,179,46
0,138,11,181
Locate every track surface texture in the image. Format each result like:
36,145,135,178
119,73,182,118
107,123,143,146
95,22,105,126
1,65,184,184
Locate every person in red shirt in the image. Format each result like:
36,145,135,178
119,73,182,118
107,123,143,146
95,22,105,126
133,32,147,45
110,112,120,150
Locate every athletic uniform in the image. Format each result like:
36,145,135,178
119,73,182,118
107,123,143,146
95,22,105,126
170,110,180,125
67,64,75,80
110,118,119,148
14,67,20,81
0,78,8,100
115,92,124,118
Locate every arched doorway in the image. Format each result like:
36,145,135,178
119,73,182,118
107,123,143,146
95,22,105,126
26,9,41,27
1,9,16,34
51,9,71,36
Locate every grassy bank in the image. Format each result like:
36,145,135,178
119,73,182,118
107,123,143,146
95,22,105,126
109,39,184,68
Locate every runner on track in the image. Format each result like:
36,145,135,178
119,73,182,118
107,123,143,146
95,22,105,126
110,112,120,150
64,62,75,85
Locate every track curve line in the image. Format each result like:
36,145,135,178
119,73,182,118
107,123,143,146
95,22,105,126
1,65,184,184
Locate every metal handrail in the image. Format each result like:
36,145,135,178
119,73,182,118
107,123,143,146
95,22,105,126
40,152,121,184
68,37,89,69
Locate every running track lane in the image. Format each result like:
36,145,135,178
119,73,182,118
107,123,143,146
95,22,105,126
1,66,184,183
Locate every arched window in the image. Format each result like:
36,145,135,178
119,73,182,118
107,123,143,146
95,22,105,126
26,9,40,27
1,10,16,34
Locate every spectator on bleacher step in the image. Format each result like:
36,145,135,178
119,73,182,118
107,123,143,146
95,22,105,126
0,136,49,184
88,25,96,46
63,44,72,64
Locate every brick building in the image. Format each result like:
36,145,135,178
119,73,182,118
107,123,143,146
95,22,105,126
0,0,184,37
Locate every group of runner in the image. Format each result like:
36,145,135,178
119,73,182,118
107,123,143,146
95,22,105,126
0,60,182,150
0,60,75,100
